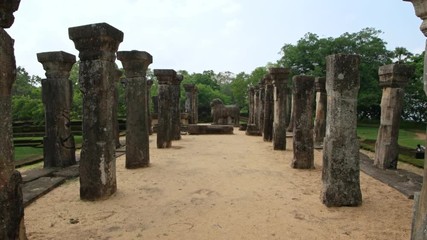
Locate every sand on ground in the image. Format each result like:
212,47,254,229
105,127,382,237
24,129,413,240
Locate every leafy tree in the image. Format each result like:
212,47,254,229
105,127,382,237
393,47,413,63
404,52,427,122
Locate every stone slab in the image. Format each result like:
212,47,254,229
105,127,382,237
52,165,79,179
188,124,234,135
14,156,43,168
20,167,59,183
359,153,422,199
22,177,66,207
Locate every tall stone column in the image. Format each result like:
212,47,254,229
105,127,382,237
374,64,413,169
171,74,183,140
248,86,255,125
69,23,123,201
0,1,26,239
37,51,76,168
184,83,197,124
194,87,198,124
402,1,427,238
154,69,176,148
258,79,266,135
285,86,292,129
147,79,153,135
152,96,159,114
118,50,153,169
287,86,295,132
313,77,327,149
253,85,260,129
270,67,289,150
113,68,122,148
322,54,362,207
291,75,315,169
263,75,274,141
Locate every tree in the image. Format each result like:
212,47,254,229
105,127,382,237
393,47,413,63
404,52,427,122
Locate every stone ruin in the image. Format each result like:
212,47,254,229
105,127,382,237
171,74,183,140
291,75,315,169
118,50,152,169
210,98,240,127
69,22,123,201
270,67,290,150
263,74,274,142
374,64,413,169
37,51,77,168
0,0,27,238
322,54,362,207
313,77,326,149
184,83,198,124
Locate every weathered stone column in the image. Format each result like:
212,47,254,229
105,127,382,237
152,95,159,114
171,74,183,140
403,1,427,238
248,86,255,125
113,68,122,148
194,87,199,124
184,83,198,124
291,75,315,168
253,85,260,128
154,69,176,148
313,77,327,149
0,1,26,239
287,86,295,132
269,68,289,150
118,50,152,169
147,79,153,135
37,51,76,168
285,86,292,129
322,54,362,207
258,79,266,135
263,74,274,141
374,64,413,169
69,23,123,201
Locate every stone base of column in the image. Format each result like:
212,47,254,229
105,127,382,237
0,171,26,239
245,124,262,136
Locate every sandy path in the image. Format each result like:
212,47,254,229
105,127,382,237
25,129,413,239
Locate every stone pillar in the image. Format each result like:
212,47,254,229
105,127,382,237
171,74,183,140
253,85,260,128
184,83,198,124
374,64,413,169
248,86,255,125
313,77,327,149
263,74,274,141
287,87,295,132
152,96,159,114
322,54,362,207
118,50,153,169
194,87,198,124
0,1,26,239
37,51,76,168
147,79,153,135
154,69,176,148
291,75,315,169
270,68,289,150
285,86,292,129
113,68,122,149
402,2,427,238
258,79,266,135
69,23,123,201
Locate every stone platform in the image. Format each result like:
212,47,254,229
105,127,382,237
187,124,234,135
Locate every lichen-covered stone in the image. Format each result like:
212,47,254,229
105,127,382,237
322,54,362,207
263,74,274,142
118,50,152,168
171,74,183,140
313,77,326,149
69,22,123,201
291,75,314,169
37,51,76,168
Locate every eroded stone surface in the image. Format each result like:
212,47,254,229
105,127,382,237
171,74,183,140
263,74,274,142
37,51,76,168
118,50,152,168
291,75,314,169
184,84,198,124
69,22,123,201
313,77,326,149
321,54,362,207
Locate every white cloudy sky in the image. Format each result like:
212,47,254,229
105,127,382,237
6,0,424,78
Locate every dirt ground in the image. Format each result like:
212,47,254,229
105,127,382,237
24,129,414,240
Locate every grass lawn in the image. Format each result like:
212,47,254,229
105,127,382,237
357,123,426,168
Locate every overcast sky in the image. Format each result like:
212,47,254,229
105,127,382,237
6,0,425,78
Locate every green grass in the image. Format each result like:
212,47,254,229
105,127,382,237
357,123,426,168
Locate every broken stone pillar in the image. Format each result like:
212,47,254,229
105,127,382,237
322,54,362,207
291,75,315,168
118,50,152,169
402,1,427,238
287,86,295,132
37,51,77,168
263,74,274,142
0,1,26,239
69,22,123,201
113,68,121,149
248,86,255,125
147,79,153,135
313,77,327,149
184,84,197,124
374,64,413,169
154,69,176,148
171,74,183,140
270,67,289,150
